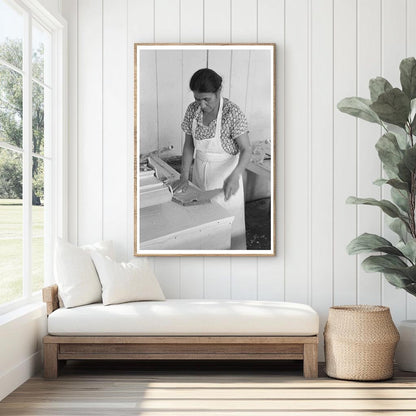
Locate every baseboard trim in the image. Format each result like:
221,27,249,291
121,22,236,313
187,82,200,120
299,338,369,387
0,351,42,401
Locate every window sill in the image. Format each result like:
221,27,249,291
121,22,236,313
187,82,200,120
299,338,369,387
0,299,45,327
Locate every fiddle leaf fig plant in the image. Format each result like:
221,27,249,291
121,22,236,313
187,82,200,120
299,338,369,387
338,57,416,297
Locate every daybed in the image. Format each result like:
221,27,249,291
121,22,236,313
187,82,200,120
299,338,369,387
42,284,319,379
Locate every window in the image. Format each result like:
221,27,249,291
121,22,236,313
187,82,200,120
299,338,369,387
0,0,66,312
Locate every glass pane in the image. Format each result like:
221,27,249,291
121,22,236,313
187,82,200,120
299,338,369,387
32,20,51,85
0,65,23,148
0,147,23,305
0,0,24,70
32,81,44,155
32,156,43,293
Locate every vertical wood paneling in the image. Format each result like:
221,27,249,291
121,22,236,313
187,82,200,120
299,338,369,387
229,50,250,111
153,0,181,297
155,0,180,41
139,51,158,155
154,258,181,298
356,0,382,305
333,0,357,305
180,258,204,298
284,0,309,304
230,0,257,42
103,0,128,260
406,0,416,319
245,50,272,142
64,0,414,335
207,50,232,97
204,258,231,299
61,0,77,245
203,0,232,299
77,0,102,245
407,0,416,57
257,0,285,301
381,0,407,323
156,50,182,152
127,0,154,259
204,0,231,42
179,0,205,299
231,258,258,299
310,0,333,358
180,0,203,43
229,0,258,300
128,0,154,42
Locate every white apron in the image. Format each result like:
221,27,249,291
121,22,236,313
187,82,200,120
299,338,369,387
191,97,246,250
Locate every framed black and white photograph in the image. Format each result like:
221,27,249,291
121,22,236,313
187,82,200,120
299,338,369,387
134,43,275,256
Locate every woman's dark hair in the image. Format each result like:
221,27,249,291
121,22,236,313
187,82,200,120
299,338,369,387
189,68,222,93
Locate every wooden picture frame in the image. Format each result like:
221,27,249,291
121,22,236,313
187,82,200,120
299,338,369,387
134,43,276,256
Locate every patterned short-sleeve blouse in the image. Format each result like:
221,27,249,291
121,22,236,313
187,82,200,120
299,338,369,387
181,97,248,155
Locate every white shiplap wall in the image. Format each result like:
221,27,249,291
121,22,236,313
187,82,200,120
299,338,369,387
61,0,416,357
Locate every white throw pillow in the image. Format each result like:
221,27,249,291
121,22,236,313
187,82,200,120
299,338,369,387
54,239,114,308
90,252,165,306
81,240,115,259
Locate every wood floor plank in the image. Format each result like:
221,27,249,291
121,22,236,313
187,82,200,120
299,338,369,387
141,387,416,399
1,362,416,415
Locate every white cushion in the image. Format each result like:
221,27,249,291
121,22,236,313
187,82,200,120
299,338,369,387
47,299,319,336
54,239,114,308
81,240,115,259
90,253,165,306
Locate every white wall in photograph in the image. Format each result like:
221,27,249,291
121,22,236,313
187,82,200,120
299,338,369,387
139,48,272,155
61,0,416,359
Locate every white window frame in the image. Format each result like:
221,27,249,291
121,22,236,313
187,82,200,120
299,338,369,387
0,0,67,315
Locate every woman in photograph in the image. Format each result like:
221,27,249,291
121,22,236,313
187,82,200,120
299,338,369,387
173,68,251,250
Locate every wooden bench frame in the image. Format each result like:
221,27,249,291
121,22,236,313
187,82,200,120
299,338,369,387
43,285,319,379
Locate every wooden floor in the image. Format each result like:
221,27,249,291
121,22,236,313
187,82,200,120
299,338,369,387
1,360,416,415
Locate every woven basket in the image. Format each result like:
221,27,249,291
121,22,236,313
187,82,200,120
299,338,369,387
324,305,399,381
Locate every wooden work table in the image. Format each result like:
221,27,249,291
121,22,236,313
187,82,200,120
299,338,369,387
138,156,234,251
140,200,234,250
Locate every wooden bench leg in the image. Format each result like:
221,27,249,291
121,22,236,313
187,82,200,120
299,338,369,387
44,343,59,379
303,343,318,379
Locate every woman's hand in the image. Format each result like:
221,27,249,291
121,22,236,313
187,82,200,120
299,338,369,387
223,173,240,201
172,176,189,193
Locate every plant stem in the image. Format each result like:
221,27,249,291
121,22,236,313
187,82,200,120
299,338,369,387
409,123,416,238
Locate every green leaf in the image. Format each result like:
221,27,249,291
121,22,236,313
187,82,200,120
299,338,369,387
362,254,408,272
383,271,412,288
411,99,416,133
387,179,410,191
373,178,388,186
384,166,400,180
391,187,409,213
410,98,416,127
361,255,416,287
394,130,410,150
370,88,410,128
397,240,416,264
337,97,382,125
389,218,410,241
346,196,405,219
404,283,416,296
400,57,416,100
402,265,416,282
398,161,412,185
369,77,393,102
394,129,409,150
403,146,416,172
347,233,404,256
375,132,404,173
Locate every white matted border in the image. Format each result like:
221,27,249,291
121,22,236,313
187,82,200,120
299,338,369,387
134,43,275,257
